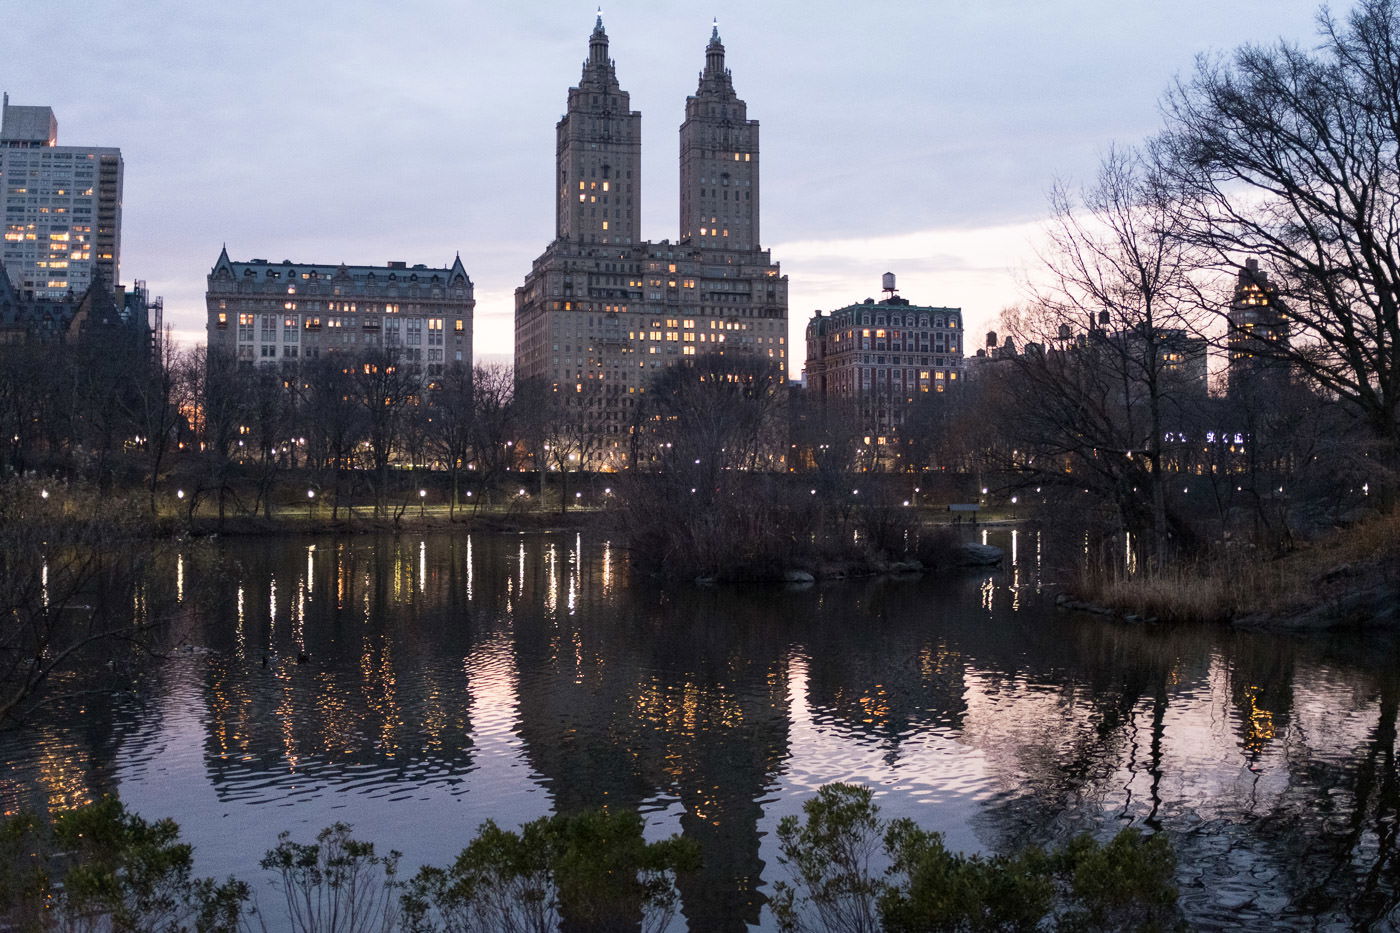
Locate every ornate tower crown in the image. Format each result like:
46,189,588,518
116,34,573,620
680,21,759,249
555,11,641,244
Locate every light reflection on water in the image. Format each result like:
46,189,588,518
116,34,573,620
2,527,1399,930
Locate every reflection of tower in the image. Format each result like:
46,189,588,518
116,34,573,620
801,586,969,749
1227,258,1290,398
510,581,790,932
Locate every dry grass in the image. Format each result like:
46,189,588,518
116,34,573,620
1080,509,1400,624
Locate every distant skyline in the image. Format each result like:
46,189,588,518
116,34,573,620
3,0,1335,373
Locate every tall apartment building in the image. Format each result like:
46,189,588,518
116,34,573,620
1,94,122,300
804,274,965,440
515,17,788,466
206,250,473,372
1227,257,1290,398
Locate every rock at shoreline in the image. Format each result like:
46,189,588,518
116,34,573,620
783,570,816,584
1236,581,1400,631
954,543,1004,567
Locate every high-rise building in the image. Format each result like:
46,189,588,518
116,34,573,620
206,250,474,372
680,25,759,251
1227,257,1290,397
1,94,122,300
515,17,788,468
554,17,642,246
804,274,965,440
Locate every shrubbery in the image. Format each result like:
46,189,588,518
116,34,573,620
0,789,1180,932
771,784,1182,933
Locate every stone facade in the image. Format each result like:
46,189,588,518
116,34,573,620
206,249,473,372
515,17,788,467
805,279,965,439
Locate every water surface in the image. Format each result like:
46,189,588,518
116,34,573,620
3,529,1397,930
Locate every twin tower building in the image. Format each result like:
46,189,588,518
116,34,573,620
206,16,787,464
515,16,788,445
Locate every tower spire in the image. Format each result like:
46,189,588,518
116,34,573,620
704,19,726,78
588,8,610,70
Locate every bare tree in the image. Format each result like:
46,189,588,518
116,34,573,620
641,352,787,480
130,328,184,519
0,480,156,726
179,346,245,528
1158,0,1400,460
349,349,421,518
245,364,296,519
469,364,516,508
301,355,364,520
427,361,474,518
538,381,606,514
1002,149,1208,563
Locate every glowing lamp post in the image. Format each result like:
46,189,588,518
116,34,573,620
307,488,316,521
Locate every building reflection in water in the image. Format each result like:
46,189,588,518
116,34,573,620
4,528,1400,930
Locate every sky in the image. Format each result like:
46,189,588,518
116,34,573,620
3,0,1337,374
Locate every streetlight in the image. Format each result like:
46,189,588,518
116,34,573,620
419,488,427,518
307,488,316,521
40,489,48,500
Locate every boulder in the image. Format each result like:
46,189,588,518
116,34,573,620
955,543,1004,566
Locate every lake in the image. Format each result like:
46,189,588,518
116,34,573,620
3,527,1397,930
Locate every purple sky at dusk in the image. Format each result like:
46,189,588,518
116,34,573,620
3,0,1333,373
